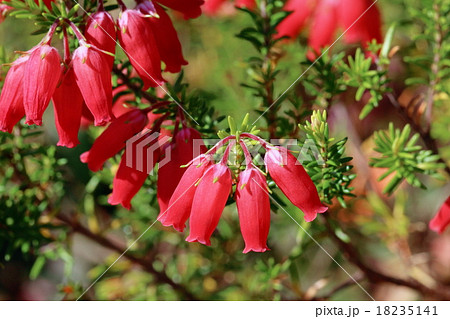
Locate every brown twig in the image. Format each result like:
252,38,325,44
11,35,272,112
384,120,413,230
322,217,450,300
56,213,198,301
112,65,159,104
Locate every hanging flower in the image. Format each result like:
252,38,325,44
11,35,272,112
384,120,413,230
0,56,28,133
23,44,62,126
236,167,271,253
430,196,450,234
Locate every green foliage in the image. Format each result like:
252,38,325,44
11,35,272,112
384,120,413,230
370,123,445,195
299,111,355,207
0,127,66,261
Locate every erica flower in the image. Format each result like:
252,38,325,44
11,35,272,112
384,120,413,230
157,0,205,19
23,44,62,126
236,167,270,253
159,128,327,253
117,8,165,89
276,0,382,57
85,8,117,67
186,161,233,245
72,44,114,126
265,146,328,222
158,154,213,231
80,108,149,172
0,3,11,24
0,56,28,133
51,67,83,148
430,196,450,234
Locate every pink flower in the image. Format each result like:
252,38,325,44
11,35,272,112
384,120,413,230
51,67,83,148
72,44,114,126
430,196,450,234
159,154,212,231
85,10,117,67
265,147,328,222
157,128,206,213
23,44,62,126
0,56,28,133
117,9,165,89
80,108,149,172
0,3,12,24
147,3,188,73
236,167,271,253
186,163,232,245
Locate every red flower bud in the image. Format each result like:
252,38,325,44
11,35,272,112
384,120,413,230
430,196,450,234
265,147,327,222
117,9,165,89
157,128,206,213
159,155,212,232
23,44,62,126
157,0,204,19
85,11,117,67
72,45,113,126
51,67,83,148
236,168,271,253
0,56,27,133
80,108,148,172
148,3,187,73
186,163,232,245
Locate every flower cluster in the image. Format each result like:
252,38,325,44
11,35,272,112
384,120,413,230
159,132,328,253
276,0,382,58
0,0,203,146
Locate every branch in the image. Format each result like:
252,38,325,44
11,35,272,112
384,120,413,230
112,65,159,104
56,214,198,301
322,217,450,300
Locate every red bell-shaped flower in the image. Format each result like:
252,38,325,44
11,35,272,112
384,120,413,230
51,67,83,148
0,55,27,133
307,0,339,57
72,44,113,126
117,9,165,89
430,196,450,234
236,167,271,253
85,10,117,67
186,163,232,245
265,147,327,222
159,154,212,231
23,44,62,126
148,3,187,73
157,128,206,213
80,108,148,172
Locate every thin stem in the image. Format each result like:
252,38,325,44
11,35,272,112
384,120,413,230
116,0,127,11
219,140,236,165
98,0,105,11
240,132,270,149
238,140,253,167
206,135,236,155
56,213,198,300
62,26,71,65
